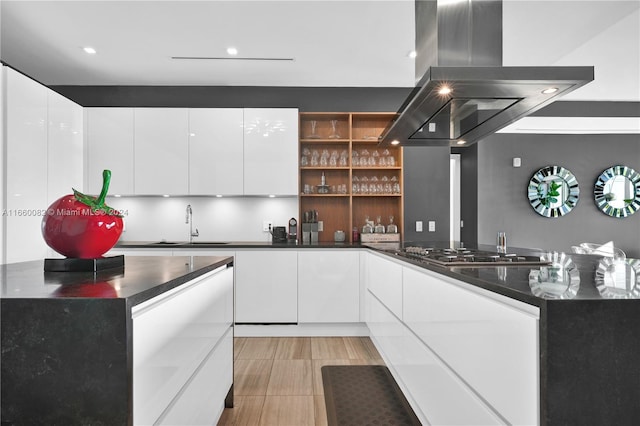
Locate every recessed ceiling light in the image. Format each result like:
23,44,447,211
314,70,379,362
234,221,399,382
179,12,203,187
227,47,238,55
162,194,170,198
216,195,223,198
391,140,400,145
83,47,97,55
268,194,276,198
456,140,466,145
542,87,559,94
438,86,452,95
408,50,417,58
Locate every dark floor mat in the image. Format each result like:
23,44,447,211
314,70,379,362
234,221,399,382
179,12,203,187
321,365,422,426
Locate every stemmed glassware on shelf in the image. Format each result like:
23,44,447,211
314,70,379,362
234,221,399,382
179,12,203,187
306,120,321,139
328,120,341,139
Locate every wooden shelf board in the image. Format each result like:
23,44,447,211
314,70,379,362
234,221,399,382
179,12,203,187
300,139,350,143
301,194,350,197
300,167,350,170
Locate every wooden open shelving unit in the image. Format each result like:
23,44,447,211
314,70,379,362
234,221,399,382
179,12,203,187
299,112,403,243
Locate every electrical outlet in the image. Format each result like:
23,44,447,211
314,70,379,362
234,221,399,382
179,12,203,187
416,221,423,232
428,221,436,232
263,221,272,232
318,221,324,232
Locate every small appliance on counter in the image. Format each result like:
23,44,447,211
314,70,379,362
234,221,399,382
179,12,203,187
302,210,319,244
271,226,287,243
288,218,298,243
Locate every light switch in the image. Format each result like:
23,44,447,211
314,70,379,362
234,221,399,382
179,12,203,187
428,221,436,232
416,221,423,232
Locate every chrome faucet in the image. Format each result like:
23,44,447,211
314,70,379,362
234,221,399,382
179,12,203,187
185,204,199,243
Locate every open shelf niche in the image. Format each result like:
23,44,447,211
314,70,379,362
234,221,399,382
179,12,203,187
299,112,403,243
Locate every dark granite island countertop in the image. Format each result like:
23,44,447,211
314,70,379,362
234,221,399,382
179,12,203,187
1,255,233,425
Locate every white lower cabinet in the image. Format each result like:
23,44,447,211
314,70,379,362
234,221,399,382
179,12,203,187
298,250,360,323
158,330,233,425
235,250,298,323
368,291,502,425
365,254,540,426
132,265,233,425
366,252,403,319
402,266,539,426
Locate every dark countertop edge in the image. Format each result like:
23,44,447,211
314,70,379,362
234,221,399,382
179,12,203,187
116,242,545,306
115,241,365,249
371,249,544,308
126,256,233,307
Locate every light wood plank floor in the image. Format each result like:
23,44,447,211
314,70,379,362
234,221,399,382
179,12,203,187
218,337,385,426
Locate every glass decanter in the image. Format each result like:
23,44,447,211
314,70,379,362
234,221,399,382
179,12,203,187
386,216,398,234
328,119,341,139
362,216,373,234
374,216,386,234
306,120,321,139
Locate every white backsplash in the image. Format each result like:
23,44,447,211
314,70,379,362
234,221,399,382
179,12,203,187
107,196,298,242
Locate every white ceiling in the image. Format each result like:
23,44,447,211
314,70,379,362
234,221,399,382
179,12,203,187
0,0,417,87
2,0,638,106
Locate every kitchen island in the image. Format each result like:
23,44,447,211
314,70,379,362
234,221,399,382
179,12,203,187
109,241,640,425
1,255,234,425
365,245,640,426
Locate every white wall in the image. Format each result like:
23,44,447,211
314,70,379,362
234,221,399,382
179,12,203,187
107,196,298,242
503,0,640,101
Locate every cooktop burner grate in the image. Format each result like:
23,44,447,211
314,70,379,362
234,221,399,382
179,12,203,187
396,247,549,267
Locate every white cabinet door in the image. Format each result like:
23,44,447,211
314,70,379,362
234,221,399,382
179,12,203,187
133,266,233,425
403,266,539,426
298,250,360,323
134,108,189,195
368,290,503,426
235,250,298,323
158,329,233,425
4,67,49,263
85,108,134,195
366,252,404,319
47,90,83,202
243,108,298,195
189,109,244,195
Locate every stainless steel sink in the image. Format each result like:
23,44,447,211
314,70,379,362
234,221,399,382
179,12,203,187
149,241,185,245
187,241,231,245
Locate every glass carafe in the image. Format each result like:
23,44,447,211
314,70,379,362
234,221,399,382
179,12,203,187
386,216,398,234
374,216,386,234
362,216,373,234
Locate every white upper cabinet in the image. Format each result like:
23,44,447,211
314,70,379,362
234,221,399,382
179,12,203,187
85,108,135,195
189,109,244,195
134,108,189,195
243,108,298,196
47,90,83,202
4,67,49,263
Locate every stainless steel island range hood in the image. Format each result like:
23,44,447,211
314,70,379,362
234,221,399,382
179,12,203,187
379,1,594,147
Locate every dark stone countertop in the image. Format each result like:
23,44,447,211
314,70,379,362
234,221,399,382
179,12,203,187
0,255,233,307
369,242,639,306
113,240,639,305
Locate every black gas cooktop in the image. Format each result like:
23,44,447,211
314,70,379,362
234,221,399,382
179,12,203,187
393,246,549,267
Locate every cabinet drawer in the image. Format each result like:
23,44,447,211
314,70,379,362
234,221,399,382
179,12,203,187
132,266,233,425
366,253,403,319
158,328,233,425
403,266,539,426
368,291,502,425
